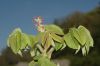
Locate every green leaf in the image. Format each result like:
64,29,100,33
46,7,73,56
45,24,64,35
83,40,91,55
70,28,86,46
29,61,39,66
7,35,18,53
82,46,87,56
78,26,88,45
54,42,65,51
44,34,52,50
50,33,64,43
41,32,49,45
28,35,36,47
70,25,94,46
78,26,93,55
35,32,45,44
33,54,42,60
55,42,63,51
68,26,94,55
7,28,22,53
7,28,32,54
29,61,34,66
78,26,93,47
64,33,80,49
20,33,31,49
60,43,66,50
29,57,56,66
18,50,22,56
85,45,89,54
51,38,55,47
75,46,80,54
38,57,56,66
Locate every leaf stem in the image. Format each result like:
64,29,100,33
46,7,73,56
36,44,43,53
47,47,55,59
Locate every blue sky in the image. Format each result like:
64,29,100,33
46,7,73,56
0,0,99,53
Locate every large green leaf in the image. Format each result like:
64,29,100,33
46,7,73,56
78,26,93,55
7,28,22,53
64,33,80,49
69,26,94,55
70,25,93,46
78,26,88,45
78,26,93,47
45,24,64,35
7,28,32,54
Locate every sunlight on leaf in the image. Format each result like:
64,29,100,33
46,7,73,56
45,25,64,35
